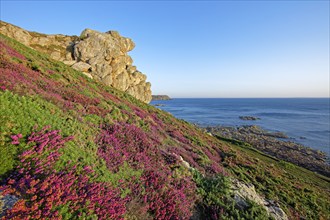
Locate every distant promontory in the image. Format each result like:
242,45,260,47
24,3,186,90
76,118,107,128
152,95,171,101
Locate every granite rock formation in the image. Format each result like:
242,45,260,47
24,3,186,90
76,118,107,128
0,21,152,103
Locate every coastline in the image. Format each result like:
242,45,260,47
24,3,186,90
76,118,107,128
201,125,330,177
151,98,329,159
153,99,330,177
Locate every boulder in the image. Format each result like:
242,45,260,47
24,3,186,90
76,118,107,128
72,62,92,72
71,28,151,103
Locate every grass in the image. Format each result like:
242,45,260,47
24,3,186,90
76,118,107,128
219,137,330,219
0,32,329,219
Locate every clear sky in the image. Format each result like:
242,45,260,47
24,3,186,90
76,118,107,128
1,1,329,98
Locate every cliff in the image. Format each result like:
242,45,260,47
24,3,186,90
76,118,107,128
0,21,152,103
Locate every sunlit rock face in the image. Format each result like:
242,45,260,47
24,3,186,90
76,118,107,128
0,21,152,103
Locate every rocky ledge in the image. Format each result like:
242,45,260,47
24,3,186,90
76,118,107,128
152,95,171,101
0,21,152,103
205,125,329,177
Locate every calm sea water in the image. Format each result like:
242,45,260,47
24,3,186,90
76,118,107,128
151,98,330,156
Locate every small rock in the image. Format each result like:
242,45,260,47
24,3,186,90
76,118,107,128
179,156,191,169
0,192,19,217
239,116,260,121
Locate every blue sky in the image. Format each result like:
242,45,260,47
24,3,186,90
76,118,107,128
1,1,329,98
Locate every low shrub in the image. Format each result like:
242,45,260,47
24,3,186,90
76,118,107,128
1,127,126,219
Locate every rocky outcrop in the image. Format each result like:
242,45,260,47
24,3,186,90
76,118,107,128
0,21,152,103
152,95,171,101
0,21,77,61
176,151,288,220
231,179,288,220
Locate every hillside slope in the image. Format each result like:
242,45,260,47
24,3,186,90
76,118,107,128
0,34,329,219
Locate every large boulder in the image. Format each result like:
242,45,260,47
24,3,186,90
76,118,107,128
0,21,152,103
72,28,151,103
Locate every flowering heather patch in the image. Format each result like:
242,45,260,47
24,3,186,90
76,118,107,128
0,40,107,116
171,146,201,170
99,90,122,104
0,55,63,102
140,170,195,220
97,123,196,219
204,148,222,164
150,112,166,129
87,104,108,116
2,33,330,219
1,127,126,219
134,107,148,119
0,40,26,60
97,123,156,171
10,133,22,145
168,129,190,144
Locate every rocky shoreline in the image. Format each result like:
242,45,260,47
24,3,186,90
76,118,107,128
202,125,329,177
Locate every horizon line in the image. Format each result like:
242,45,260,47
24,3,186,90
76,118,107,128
158,97,330,99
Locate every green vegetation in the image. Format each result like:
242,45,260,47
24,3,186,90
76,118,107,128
221,138,330,219
0,33,329,219
193,170,272,220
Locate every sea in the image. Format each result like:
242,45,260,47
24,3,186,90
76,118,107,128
151,98,330,156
